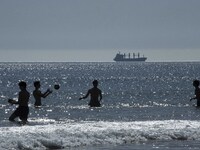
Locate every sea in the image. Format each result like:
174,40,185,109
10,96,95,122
0,62,200,150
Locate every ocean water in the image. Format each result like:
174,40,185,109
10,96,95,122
0,62,200,149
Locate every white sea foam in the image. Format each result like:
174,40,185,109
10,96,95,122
0,120,200,149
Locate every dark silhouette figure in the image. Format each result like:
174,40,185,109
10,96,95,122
9,81,30,124
79,80,102,107
33,81,52,108
190,80,200,107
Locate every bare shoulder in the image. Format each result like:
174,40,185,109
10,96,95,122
97,88,102,92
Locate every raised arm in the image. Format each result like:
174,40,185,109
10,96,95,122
190,96,196,101
8,99,18,105
79,90,90,100
99,90,102,101
42,89,52,98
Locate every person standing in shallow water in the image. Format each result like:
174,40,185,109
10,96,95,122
9,81,30,124
79,80,102,107
190,80,200,107
33,81,52,108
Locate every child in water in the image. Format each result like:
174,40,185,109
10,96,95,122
190,80,200,107
79,80,102,107
9,81,30,124
33,81,52,107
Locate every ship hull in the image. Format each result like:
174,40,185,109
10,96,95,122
114,59,146,62
114,58,147,62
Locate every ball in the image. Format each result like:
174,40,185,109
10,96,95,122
54,84,60,90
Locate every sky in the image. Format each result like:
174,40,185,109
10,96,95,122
0,0,200,62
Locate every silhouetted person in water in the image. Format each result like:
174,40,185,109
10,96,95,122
79,80,102,107
190,80,200,107
33,81,52,108
9,81,30,124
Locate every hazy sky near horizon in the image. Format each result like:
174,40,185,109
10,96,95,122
0,0,200,62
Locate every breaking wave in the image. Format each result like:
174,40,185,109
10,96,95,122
0,120,200,149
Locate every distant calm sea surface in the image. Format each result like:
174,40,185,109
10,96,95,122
1,62,200,149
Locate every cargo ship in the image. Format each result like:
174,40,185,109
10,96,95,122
113,52,147,62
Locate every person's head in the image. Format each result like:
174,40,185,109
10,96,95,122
93,80,98,87
193,80,199,87
18,81,27,90
34,81,41,88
